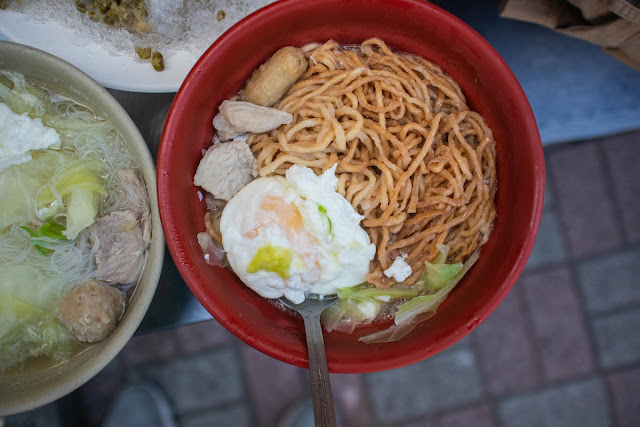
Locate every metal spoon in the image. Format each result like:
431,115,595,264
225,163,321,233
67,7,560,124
280,295,338,427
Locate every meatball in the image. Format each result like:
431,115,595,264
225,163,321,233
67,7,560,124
58,280,124,343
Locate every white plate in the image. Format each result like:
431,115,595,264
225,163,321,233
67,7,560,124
0,9,197,93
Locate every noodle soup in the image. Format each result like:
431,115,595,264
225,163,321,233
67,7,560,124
0,72,151,373
193,39,496,343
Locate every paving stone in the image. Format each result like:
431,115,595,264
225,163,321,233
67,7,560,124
524,210,566,270
400,401,495,427
498,377,611,427
2,403,61,427
175,319,233,356
548,141,622,258
240,345,307,427
121,328,180,367
400,416,437,427
329,373,372,427
543,166,554,209
179,403,253,427
142,347,244,415
601,130,640,244
77,357,126,426
593,307,640,369
365,347,483,423
577,248,640,313
520,267,595,382
471,287,540,395
437,402,496,427
606,366,640,427
103,384,176,427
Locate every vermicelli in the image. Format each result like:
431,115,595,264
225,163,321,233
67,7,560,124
248,39,496,289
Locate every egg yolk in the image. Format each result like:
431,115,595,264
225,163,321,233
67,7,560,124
243,196,305,242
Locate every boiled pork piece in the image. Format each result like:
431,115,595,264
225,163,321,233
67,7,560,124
117,168,151,244
213,100,293,141
193,138,258,201
90,210,145,284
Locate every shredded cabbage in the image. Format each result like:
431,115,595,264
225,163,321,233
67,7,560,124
416,261,463,292
36,157,106,208
0,265,75,371
322,283,420,333
0,151,105,236
359,250,480,344
322,298,381,334
64,188,101,239
0,151,68,229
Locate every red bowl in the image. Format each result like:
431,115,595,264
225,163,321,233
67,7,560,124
158,0,544,373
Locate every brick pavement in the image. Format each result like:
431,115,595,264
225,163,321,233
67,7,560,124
4,131,640,426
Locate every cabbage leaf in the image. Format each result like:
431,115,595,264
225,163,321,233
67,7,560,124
0,151,68,229
359,248,480,344
322,283,420,333
20,220,67,255
0,151,104,236
322,298,381,334
0,265,74,370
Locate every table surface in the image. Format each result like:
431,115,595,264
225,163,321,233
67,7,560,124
3,0,640,332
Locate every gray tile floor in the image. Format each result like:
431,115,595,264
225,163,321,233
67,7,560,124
4,130,639,427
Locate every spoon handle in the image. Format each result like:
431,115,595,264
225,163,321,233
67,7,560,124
302,315,337,427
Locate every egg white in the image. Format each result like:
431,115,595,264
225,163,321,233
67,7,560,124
220,164,375,303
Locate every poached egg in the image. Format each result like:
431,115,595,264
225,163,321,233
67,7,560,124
220,164,375,303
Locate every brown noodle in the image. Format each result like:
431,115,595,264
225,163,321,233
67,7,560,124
248,39,497,289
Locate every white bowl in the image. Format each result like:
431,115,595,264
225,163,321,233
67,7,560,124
0,41,165,416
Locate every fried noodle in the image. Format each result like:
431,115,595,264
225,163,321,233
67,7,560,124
248,39,496,289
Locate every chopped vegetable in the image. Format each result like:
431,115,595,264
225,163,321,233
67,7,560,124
135,46,152,60
322,298,380,334
318,204,333,238
64,188,100,239
0,265,74,370
337,283,420,301
217,10,226,21
20,221,67,255
152,51,165,72
323,282,421,333
36,158,106,209
74,0,152,34
0,74,49,118
359,250,480,343
0,151,71,229
0,151,105,237
416,260,463,292
394,294,439,325
246,244,293,279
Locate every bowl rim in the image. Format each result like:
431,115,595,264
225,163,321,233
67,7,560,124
158,0,544,373
0,41,165,415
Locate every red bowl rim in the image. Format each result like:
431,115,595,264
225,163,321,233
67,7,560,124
157,0,544,373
